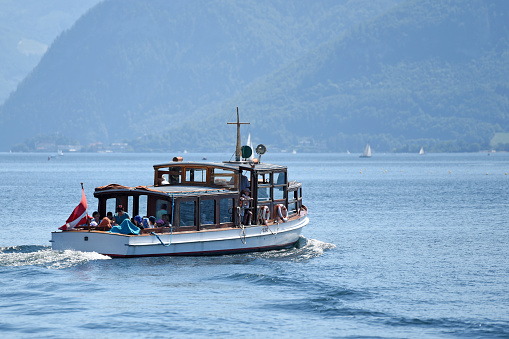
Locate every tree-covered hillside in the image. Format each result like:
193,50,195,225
0,0,399,151
191,0,509,153
1,0,508,153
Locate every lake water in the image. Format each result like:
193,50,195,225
1,152,508,338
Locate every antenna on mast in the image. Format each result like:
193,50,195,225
227,107,250,161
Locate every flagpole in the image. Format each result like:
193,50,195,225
82,182,91,232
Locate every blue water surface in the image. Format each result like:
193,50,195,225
0,152,508,338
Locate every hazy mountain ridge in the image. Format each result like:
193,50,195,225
2,0,508,153
0,0,102,104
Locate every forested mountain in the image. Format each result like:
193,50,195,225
0,0,399,152
1,0,508,153
0,0,102,104
219,0,509,152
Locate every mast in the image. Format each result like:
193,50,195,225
227,107,250,161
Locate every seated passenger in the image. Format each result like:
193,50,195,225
159,175,169,185
110,218,140,235
133,215,143,229
161,214,171,228
142,217,150,228
113,205,130,225
98,217,112,230
149,216,157,228
90,211,101,226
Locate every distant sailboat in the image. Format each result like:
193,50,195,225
419,147,424,155
360,143,372,158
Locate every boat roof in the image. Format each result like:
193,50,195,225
153,161,287,172
151,185,233,196
94,184,235,198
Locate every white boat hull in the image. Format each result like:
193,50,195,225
51,216,309,257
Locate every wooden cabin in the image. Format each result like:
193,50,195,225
93,159,304,233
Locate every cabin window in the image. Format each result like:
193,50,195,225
288,190,296,201
289,202,297,213
185,168,206,183
169,167,181,184
211,168,235,187
287,189,297,214
219,198,233,223
179,200,196,226
200,199,215,225
138,195,148,217
127,196,133,216
273,171,286,201
274,172,286,185
258,186,271,201
289,189,297,202
273,186,286,200
258,173,270,184
106,198,116,216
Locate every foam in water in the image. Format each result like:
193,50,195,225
0,246,110,269
257,236,336,261
292,237,336,261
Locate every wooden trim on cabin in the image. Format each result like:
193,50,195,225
153,164,240,190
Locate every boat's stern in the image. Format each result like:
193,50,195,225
51,231,130,256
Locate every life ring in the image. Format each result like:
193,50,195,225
258,206,270,225
276,204,288,222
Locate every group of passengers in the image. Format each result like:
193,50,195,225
88,205,171,231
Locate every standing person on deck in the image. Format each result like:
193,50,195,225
240,171,250,191
156,203,167,221
240,189,252,225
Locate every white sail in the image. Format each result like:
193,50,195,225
361,143,371,157
419,147,424,155
246,133,254,160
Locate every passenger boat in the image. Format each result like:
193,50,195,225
51,110,309,257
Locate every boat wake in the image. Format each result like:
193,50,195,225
0,245,110,269
256,236,335,262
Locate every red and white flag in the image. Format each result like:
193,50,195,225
59,187,88,230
